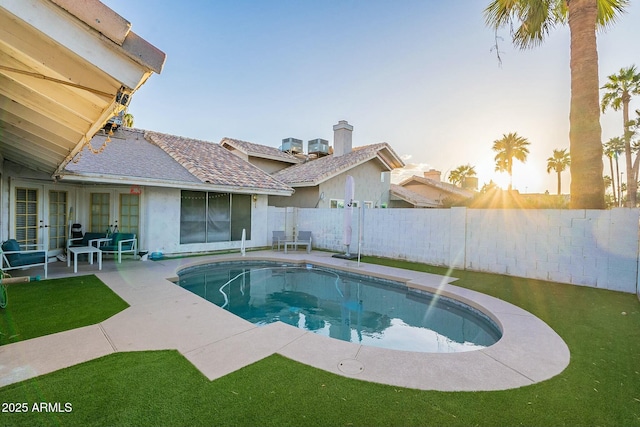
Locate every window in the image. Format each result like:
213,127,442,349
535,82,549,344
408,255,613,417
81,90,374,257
330,199,344,209
49,190,68,250
15,188,38,246
119,194,140,235
330,199,359,208
90,193,110,233
180,191,251,244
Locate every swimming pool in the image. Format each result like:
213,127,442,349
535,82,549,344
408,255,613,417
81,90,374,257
177,261,502,353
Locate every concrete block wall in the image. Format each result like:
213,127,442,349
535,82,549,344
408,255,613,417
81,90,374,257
267,206,640,294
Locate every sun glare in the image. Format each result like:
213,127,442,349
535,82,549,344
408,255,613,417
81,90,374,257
493,172,511,190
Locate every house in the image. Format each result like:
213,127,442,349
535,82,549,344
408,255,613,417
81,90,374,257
220,138,302,174
0,0,165,256
265,121,405,208
55,128,294,255
389,170,475,208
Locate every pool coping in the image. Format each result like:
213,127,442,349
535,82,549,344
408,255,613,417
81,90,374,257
0,251,570,392
164,251,571,391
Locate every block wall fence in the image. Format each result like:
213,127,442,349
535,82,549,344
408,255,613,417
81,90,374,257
267,207,640,295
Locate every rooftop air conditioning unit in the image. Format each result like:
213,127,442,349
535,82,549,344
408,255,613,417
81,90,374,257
308,138,329,157
281,137,303,154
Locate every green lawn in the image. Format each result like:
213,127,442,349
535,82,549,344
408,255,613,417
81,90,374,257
0,275,129,345
1,258,639,426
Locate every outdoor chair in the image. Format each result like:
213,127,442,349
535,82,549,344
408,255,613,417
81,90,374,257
67,226,107,251
1,239,48,278
272,230,287,251
97,233,137,263
283,230,312,254
296,231,312,253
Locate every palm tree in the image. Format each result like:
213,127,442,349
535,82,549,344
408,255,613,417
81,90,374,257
601,65,640,206
485,0,629,209
448,164,477,187
492,132,530,191
603,137,624,206
546,149,571,195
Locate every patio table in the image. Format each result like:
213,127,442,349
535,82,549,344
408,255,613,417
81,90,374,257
67,246,102,273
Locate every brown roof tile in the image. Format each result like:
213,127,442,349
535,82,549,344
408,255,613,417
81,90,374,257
272,143,403,186
145,131,293,193
221,138,301,164
63,128,293,195
398,175,474,198
390,184,441,208
63,128,201,183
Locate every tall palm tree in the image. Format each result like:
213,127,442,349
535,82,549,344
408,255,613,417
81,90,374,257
603,136,625,206
485,0,629,209
492,132,530,191
546,149,571,195
448,164,477,187
601,65,640,206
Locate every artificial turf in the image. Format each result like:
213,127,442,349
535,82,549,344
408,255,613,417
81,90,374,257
0,275,129,345
0,258,639,426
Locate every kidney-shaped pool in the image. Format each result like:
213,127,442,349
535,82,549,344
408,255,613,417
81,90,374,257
177,261,502,353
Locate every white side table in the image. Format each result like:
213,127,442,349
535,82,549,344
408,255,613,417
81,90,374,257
67,246,102,273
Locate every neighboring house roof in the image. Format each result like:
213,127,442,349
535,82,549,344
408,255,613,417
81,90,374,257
390,184,441,208
272,143,405,187
60,128,294,195
398,175,475,199
220,138,302,164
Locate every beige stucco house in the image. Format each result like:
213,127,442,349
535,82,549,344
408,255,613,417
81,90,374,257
55,128,294,255
227,121,405,209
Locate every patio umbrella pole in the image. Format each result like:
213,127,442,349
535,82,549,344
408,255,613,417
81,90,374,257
333,176,358,260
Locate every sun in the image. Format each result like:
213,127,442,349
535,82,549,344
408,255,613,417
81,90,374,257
492,172,511,190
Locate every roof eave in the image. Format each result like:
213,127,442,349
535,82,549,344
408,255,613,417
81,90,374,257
57,172,294,196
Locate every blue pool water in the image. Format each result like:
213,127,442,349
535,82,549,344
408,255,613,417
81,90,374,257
177,261,502,353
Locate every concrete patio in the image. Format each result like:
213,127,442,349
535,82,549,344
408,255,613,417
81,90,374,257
0,250,570,391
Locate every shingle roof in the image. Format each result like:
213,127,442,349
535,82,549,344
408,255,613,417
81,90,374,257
62,128,294,195
390,184,441,208
145,131,294,193
220,138,301,164
272,143,404,186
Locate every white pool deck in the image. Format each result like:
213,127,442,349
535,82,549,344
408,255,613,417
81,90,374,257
0,250,570,391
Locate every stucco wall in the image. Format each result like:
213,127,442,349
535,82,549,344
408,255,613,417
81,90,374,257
316,162,390,208
270,186,319,208
267,206,640,294
144,187,269,255
249,157,291,174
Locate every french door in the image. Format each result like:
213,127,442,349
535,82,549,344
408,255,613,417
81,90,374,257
14,185,73,256
89,192,139,235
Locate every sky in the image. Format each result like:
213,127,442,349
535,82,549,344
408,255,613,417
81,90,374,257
101,0,640,194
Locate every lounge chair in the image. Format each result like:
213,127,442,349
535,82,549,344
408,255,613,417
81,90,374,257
97,233,137,263
1,239,48,278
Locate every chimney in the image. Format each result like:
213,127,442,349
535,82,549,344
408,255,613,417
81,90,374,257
333,120,353,156
423,169,441,182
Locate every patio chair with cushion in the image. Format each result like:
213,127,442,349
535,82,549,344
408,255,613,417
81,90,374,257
97,233,137,263
67,225,107,252
1,239,48,278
